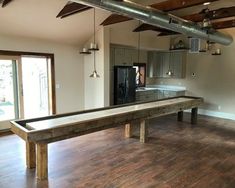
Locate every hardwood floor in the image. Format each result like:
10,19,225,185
0,114,235,188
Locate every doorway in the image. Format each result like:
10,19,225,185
21,57,50,119
0,53,55,131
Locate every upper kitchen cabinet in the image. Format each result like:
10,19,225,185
147,51,186,78
147,51,163,77
110,44,148,66
171,51,186,78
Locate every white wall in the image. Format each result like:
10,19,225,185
109,20,170,50
148,28,235,120
84,27,110,109
0,34,84,115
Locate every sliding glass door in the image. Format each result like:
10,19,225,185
0,57,19,129
21,57,50,119
0,55,54,131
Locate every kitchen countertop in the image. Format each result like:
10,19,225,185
136,85,186,92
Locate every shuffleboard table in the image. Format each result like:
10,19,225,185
11,96,203,180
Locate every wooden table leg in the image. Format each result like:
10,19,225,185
191,107,198,125
140,119,149,143
36,143,48,180
26,141,36,169
125,123,134,138
177,111,184,122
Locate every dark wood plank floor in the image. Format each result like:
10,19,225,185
0,114,235,188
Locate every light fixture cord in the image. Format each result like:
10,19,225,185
93,8,96,71
137,20,141,63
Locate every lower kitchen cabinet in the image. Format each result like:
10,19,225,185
136,90,185,102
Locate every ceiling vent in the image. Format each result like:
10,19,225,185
189,38,200,53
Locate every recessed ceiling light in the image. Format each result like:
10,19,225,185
203,2,211,6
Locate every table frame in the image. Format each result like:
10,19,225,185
11,96,203,180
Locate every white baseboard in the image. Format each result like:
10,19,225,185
185,109,235,121
198,109,235,121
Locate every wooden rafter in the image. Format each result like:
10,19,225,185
133,23,179,34
158,19,235,36
57,1,92,19
101,14,132,26
1,0,13,8
183,6,235,22
133,5,235,36
213,19,235,30
101,0,220,26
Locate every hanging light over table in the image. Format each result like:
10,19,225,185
90,8,100,78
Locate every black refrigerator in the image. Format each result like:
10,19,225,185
114,66,136,105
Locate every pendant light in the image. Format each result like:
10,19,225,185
166,52,174,76
136,20,142,77
90,8,100,78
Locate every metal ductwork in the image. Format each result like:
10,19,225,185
72,0,233,45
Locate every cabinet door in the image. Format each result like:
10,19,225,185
131,49,138,63
114,48,125,66
155,52,163,77
139,50,147,63
124,48,134,66
147,51,154,77
110,47,115,70
147,51,164,78
172,51,186,78
161,52,170,78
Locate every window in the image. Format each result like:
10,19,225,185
133,63,146,87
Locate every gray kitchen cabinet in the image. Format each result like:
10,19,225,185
114,47,125,66
147,51,186,78
162,52,170,78
139,50,148,63
113,47,133,66
111,44,148,66
136,89,185,102
124,48,134,66
110,47,115,69
147,51,163,77
171,51,186,78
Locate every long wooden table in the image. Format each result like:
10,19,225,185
11,96,203,180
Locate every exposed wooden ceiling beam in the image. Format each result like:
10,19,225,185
157,19,235,36
101,0,220,26
133,5,235,34
183,6,235,22
100,14,132,26
2,0,13,8
57,1,92,19
213,19,235,30
133,23,179,35
151,0,218,12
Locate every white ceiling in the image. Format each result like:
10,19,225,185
0,0,234,46
0,0,110,46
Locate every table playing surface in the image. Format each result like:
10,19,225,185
26,97,193,131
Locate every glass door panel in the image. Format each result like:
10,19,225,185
21,57,49,119
0,60,18,122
